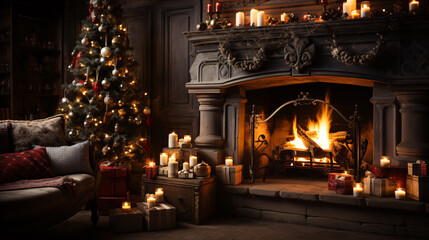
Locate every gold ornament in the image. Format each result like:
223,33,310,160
143,107,151,115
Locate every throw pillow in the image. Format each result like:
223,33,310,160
0,121,10,154
35,141,93,176
8,115,67,152
0,147,54,183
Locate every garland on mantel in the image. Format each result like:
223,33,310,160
218,42,267,71
328,33,385,66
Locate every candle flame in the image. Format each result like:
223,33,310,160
344,171,348,175
356,183,361,188
149,162,155,167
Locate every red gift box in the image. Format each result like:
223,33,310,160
370,165,406,188
328,172,353,194
99,166,128,197
145,166,158,180
421,163,428,176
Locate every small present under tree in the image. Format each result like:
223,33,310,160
58,0,152,165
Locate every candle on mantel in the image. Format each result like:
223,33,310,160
207,3,213,14
250,9,258,26
189,155,198,168
343,2,352,19
360,1,370,18
168,155,178,178
183,162,190,171
147,196,156,207
215,2,221,13
353,183,363,197
347,0,356,12
409,0,419,11
257,11,265,26
155,188,164,203
122,201,131,210
236,12,245,27
380,156,390,167
395,188,406,200
225,156,233,166
160,153,168,166
168,131,178,148
280,13,287,22
184,135,192,143
351,10,360,19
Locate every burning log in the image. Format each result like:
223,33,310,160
285,131,348,143
296,125,325,157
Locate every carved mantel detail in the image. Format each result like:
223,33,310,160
284,37,315,73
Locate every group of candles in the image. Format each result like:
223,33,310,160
146,188,164,207
159,152,198,178
168,132,191,148
235,9,267,27
207,2,221,14
342,0,371,19
352,156,406,200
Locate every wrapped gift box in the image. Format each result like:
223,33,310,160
99,166,128,197
370,166,406,188
137,202,176,231
215,164,243,185
328,172,353,191
406,175,429,201
421,163,427,176
99,196,126,216
178,170,194,179
159,166,168,176
109,208,144,233
363,177,371,195
408,163,421,176
145,166,158,180
371,178,396,197
162,148,198,165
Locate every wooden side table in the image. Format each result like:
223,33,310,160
142,175,216,224
109,208,144,233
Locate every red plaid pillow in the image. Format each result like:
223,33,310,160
0,147,54,183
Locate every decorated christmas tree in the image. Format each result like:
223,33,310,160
58,0,152,166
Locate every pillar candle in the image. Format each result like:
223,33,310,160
360,1,370,18
207,3,213,14
343,2,352,19
147,196,156,207
395,188,406,200
225,156,233,166
236,12,245,27
250,9,258,26
409,0,419,11
257,11,265,27
189,155,198,168
168,131,178,148
155,188,164,203
215,2,221,13
347,0,356,12
184,135,192,143
280,13,287,22
122,201,131,210
353,183,363,197
160,153,168,166
168,159,178,178
380,156,390,167
183,162,190,171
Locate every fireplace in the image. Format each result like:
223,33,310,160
184,16,429,181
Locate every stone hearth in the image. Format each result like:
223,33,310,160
185,15,429,175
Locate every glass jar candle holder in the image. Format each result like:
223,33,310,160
360,1,370,18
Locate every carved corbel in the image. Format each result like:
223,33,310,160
284,37,315,73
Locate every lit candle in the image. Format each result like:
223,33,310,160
236,12,245,27
360,1,370,18
168,157,178,178
147,196,156,207
225,156,233,166
351,10,360,19
149,161,155,167
184,135,192,143
343,2,352,19
250,9,258,26
183,162,189,171
281,13,288,22
257,11,265,27
168,131,178,148
160,153,168,166
409,0,419,11
155,188,164,203
395,188,406,200
169,153,176,163
189,155,198,168
347,0,356,12
380,156,390,167
122,201,131,210
353,183,363,197
215,2,221,13
207,3,213,14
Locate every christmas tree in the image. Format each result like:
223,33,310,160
58,0,152,166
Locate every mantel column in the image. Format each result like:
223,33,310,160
395,89,429,164
189,89,225,167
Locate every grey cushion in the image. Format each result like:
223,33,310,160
35,141,93,176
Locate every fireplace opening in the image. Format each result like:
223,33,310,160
243,82,373,179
